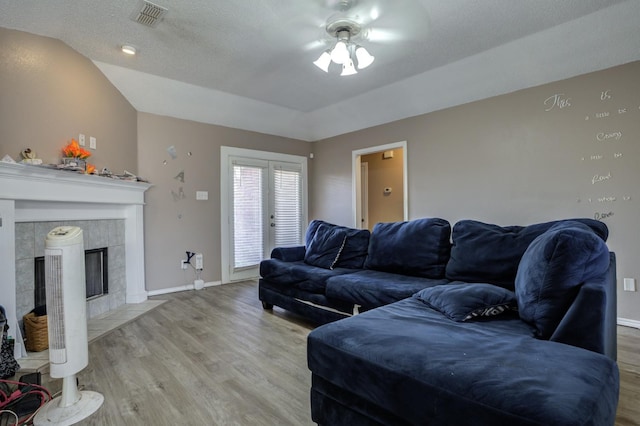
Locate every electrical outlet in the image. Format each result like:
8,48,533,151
623,278,636,292
181,260,188,270
79,134,85,146
195,253,203,270
89,136,97,150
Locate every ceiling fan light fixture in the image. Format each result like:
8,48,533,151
330,41,350,65
313,51,332,72
121,45,137,55
314,18,374,76
341,58,358,76
355,46,374,69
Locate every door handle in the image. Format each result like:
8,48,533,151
271,223,276,227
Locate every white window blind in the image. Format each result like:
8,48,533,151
232,164,264,269
273,166,302,247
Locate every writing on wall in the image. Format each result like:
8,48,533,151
545,89,637,221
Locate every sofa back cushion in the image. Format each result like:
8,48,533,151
364,218,451,278
445,219,608,290
305,220,370,269
515,221,610,339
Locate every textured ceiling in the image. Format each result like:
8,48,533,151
1,0,639,140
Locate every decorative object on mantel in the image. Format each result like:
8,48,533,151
20,148,43,165
1,154,16,163
60,138,93,173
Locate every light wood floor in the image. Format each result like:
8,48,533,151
42,281,639,425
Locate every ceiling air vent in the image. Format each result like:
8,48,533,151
131,0,168,28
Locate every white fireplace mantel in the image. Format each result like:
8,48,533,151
0,162,152,358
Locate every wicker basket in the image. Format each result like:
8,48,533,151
23,312,48,352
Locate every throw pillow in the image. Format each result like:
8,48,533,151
305,220,370,269
414,283,517,322
304,224,347,269
515,223,610,339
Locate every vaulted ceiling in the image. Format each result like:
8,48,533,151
1,0,638,141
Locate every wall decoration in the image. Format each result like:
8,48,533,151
171,187,186,202
167,145,177,159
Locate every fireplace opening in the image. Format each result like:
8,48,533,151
34,247,109,306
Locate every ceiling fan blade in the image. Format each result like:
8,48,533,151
364,28,406,43
302,0,430,52
302,39,331,53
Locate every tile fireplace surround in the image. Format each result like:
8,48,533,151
0,162,152,358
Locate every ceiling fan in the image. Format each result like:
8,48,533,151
307,0,430,76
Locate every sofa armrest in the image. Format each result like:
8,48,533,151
271,246,305,262
549,252,617,360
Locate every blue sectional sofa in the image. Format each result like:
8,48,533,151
259,217,619,425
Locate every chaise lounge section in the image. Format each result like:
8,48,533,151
306,220,618,425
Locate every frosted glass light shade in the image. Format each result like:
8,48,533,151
355,46,374,69
121,45,136,55
313,51,332,72
330,41,349,64
341,58,358,76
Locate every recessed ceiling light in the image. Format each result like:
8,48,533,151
121,45,137,55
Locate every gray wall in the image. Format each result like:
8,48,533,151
0,28,137,173
310,61,640,322
137,113,310,291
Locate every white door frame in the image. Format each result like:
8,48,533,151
352,141,408,229
360,162,369,230
221,146,308,284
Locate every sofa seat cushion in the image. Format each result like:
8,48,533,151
446,219,609,290
415,282,517,322
308,297,619,426
515,221,610,339
325,270,449,309
364,218,451,278
259,259,358,294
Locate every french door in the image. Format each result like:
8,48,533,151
221,147,307,283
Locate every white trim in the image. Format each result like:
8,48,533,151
220,146,308,284
352,141,408,229
0,162,150,205
360,162,369,230
147,281,223,296
294,298,352,317
617,318,640,330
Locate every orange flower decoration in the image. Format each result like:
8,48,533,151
85,164,96,174
62,139,91,159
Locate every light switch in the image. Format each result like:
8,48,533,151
89,136,97,149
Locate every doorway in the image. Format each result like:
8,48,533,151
221,147,308,283
353,141,408,230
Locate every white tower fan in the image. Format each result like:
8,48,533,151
34,226,104,426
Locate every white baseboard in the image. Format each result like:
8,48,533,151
617,317,640,329
147,280,222,297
